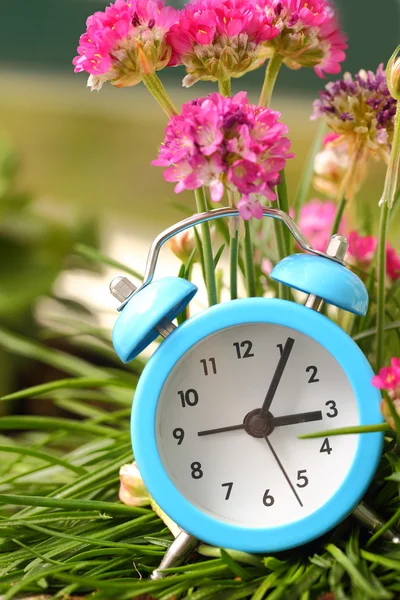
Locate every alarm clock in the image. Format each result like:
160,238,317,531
110,207,383,556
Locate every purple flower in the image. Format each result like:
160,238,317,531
152,91,294,220
312,65,397,163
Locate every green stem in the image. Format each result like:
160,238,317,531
218,78,232,97
230,231,239,300
380,105,400,209
273,216,288,300
376,105,400,370
243,221,257,297
219,80,237,300
194,187,217,306
259,53,284,107
277,170,291,257
376,200,390,371
329,195,347,237
142,73,178,117
274,171,290,300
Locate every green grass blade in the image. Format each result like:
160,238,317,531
0,377,131,402
0,494,148,516
299,423,389,438
0,416,124,438
0,327,109,377
75,244,143,279
0,445,86,475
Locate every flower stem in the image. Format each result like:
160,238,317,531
243,220,257,297
376,104,400,370
380,104,400,209
259,53,284,107
376,199,390,371
229,232,239,300
142,73,178,117
194,187,217,306
218,78,232,97
273,170,290,300
219,80,238,300
329,195,347,237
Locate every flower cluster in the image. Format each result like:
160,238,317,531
153,91,294,220
168,0,279,87
312,64,397,162
73,0,177,90
296,198,345,252
255,0,347,78
372,358,400,428
347,231,400,281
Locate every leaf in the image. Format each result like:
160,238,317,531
220,548,252,581
74,244,143,280
0,416,125,439
0,327,109,378
0,445,86,476
0,377,131,402
299,423,389,439
0,494,149,516
325,544,391,599
214,243,226,268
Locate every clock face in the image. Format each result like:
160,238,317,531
155,323,359,529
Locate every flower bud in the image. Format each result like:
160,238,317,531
386,45,400,101
119,462,151,507
168,229,198,263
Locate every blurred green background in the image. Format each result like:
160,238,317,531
0,0,399,400
1,0,400,236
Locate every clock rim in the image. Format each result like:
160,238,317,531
131,298,383,553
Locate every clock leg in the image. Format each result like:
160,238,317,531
151,531,199,580
353,502,400,543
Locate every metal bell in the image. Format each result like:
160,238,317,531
111,277,197,362
271,235,368,316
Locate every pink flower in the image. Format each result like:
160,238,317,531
297,199,345,252
167,0,279,87
73,0,178,90
152,91,294,219
387,245,400,281
347,231,400,282
348,231,377,266
255,0,347,78
372,358,400,429
373,358,400,391
237,195,264,220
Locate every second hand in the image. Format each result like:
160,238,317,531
264,435,303,507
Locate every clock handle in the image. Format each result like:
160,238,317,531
151,530,198,580
116,206,341,310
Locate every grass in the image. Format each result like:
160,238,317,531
0,252,399,599
0,70,400,599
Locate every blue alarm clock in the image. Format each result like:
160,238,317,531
110,207,383,562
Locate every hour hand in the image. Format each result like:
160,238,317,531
197,424,245,437
271,411,323,428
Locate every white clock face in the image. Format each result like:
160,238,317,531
155,323,359,529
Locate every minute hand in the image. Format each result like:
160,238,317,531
259,337,295,418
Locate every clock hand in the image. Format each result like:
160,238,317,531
198,410,322,436
263,435,303,507
198,424,245,436
270,410,323,427
259,337,295,418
